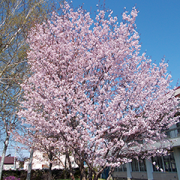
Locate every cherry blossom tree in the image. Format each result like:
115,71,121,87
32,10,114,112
18,2,178,180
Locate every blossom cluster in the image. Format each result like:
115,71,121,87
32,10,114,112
18,1,178,173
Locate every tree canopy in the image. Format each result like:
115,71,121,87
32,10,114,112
18,2,178,180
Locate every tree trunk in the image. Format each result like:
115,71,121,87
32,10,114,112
74,156,86,180
80,166,86,180
0,135,9,180
48,151,53,180
26,149,34,180
66,152,75,180
88,168,92,180
93,173,99,180
48,162,52,180
107,167,114,180
92,165,107,180
64,154,67,179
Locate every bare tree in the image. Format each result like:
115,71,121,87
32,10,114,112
0,0,52,179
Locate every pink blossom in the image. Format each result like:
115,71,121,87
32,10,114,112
17,2,178,176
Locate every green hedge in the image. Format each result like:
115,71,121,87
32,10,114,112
2,168,81,180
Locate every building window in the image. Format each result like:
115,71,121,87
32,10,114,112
131,159,139,171
152,151,177,172
115,163,127,172
176,121,180,135
139,159,146,171
152,156,163,172
131,158,146,172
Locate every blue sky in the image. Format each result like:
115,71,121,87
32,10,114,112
72,0,180,88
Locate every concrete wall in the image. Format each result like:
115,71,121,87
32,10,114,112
113,171,127,178
131,172,147,179
153,172,178,180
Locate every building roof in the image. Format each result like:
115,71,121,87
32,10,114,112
0,157,15,164
175,86,180,98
